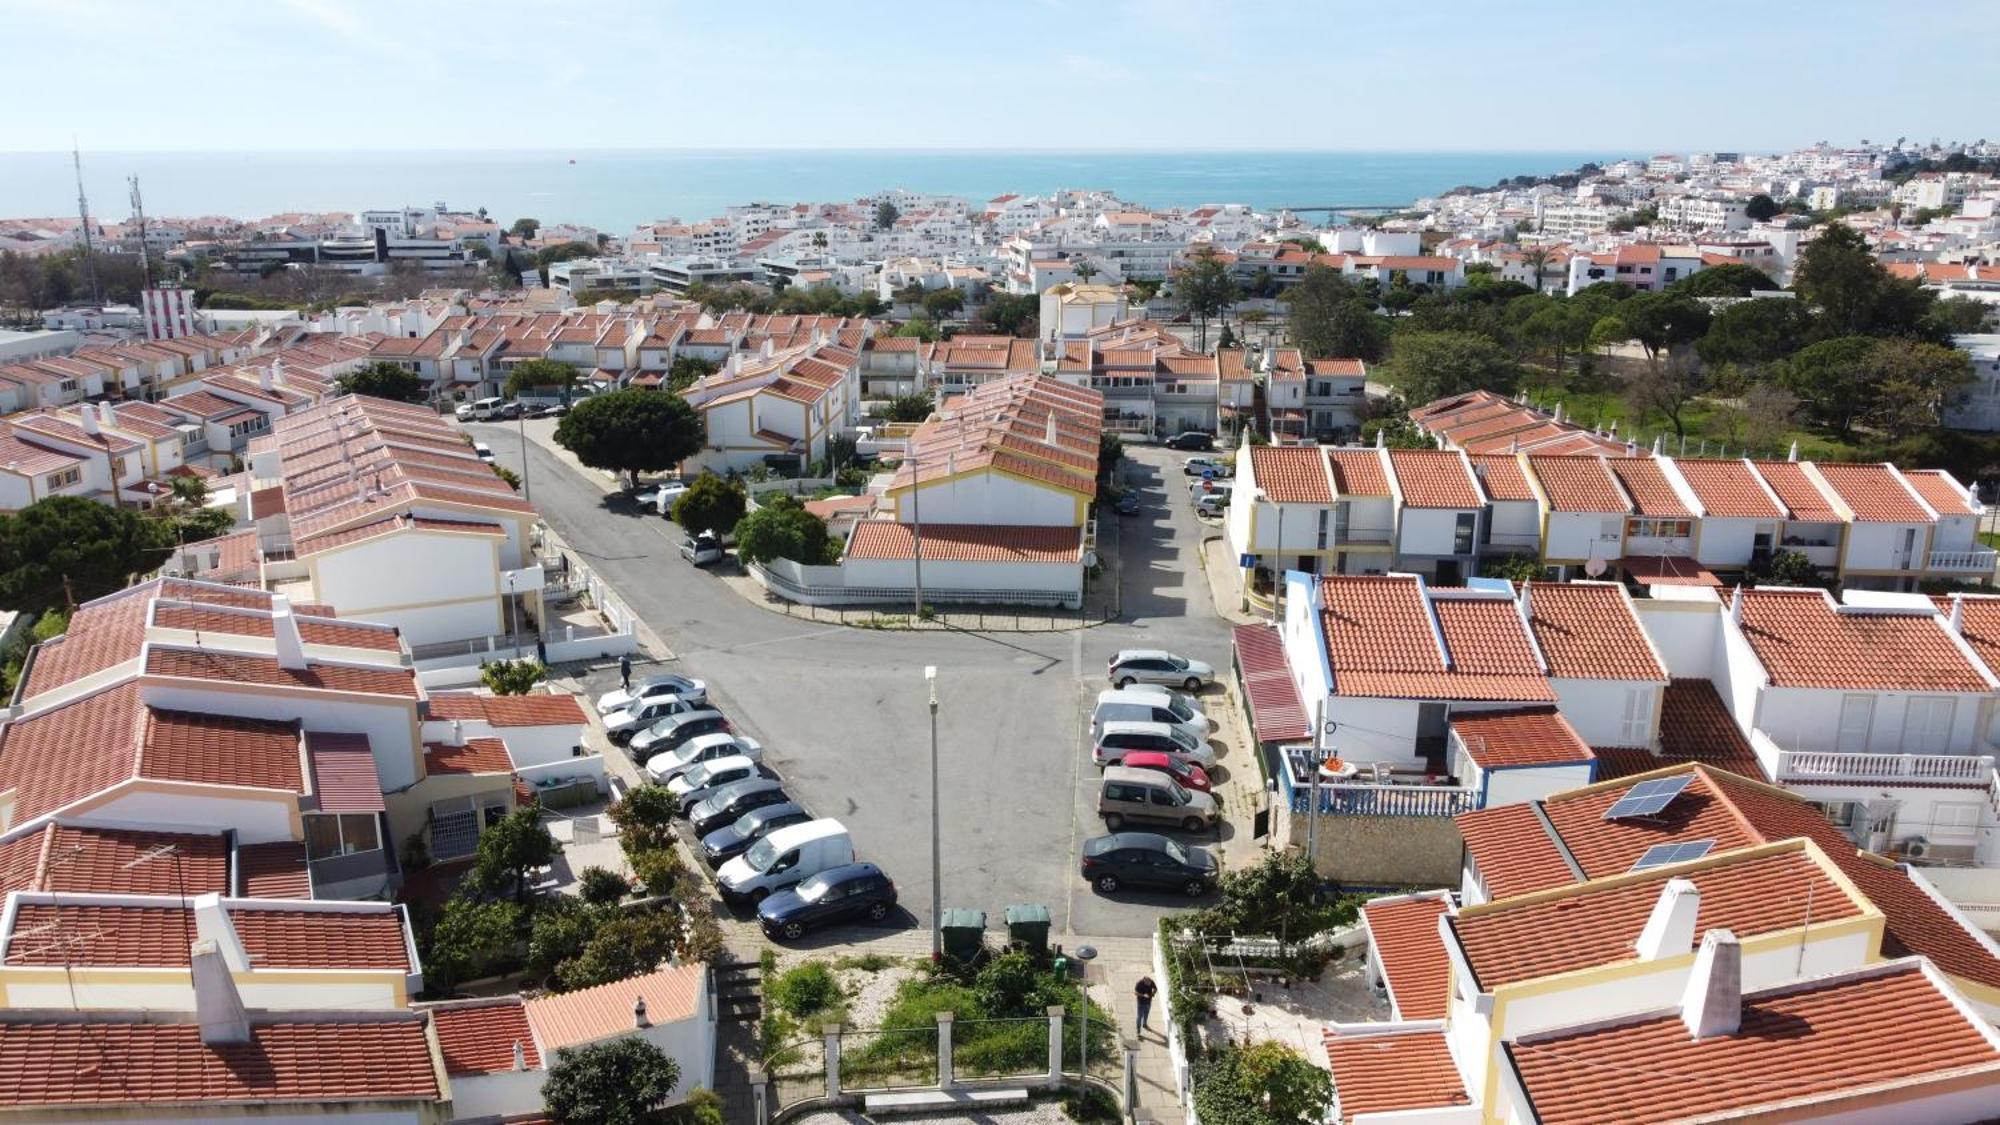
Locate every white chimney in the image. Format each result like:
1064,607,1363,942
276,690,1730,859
1551,401,1564,425
269,593,307,670
78,403,101,435
1045,413,1057,444
761,337,774,359
512,1041,528,1071
99,401,118,429
191,938,251,1045
1950,595,1965,635
1635,877,1701,961
271,357,286,388
259,363,274,392
633,995,651,1029
1787,440,1799,463
191,893,251,971
1680,929,1742,1039
1651,434,1664,456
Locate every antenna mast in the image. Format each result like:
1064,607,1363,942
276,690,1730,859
129,175,152,289
72,145,103,304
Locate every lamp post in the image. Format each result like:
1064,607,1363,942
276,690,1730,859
926,665,941,961
910,441,926,620
505,572,519,646
517,408,533,504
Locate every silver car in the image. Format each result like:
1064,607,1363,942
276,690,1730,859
603,694,704,742
646,732,765,784
595,674,707,717
1107,649,1215,692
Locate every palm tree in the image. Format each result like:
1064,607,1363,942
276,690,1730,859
1073,260,1099,283
1521,247,1554,294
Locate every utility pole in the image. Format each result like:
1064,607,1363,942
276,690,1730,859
128,175,152,289
517,409,533,504
72,145,103,304
926,665,941,962
909,441,925,619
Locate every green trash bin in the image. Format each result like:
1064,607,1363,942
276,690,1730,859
940,908,986,964
1004,903,1052,958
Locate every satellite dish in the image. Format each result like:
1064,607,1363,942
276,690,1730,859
1585,556,1607,578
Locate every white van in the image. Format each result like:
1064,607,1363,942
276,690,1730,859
469,396,506,420
717,819,854,903
1092,688,1212,742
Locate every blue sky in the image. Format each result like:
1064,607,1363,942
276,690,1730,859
4,0,1996,153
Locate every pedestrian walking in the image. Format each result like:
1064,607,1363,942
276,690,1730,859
535,639,548,668
1134,975,1157,1036
619,653,632,690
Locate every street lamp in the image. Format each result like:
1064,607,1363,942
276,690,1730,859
505,572,519,645
926,664,941,961
517,408,533,504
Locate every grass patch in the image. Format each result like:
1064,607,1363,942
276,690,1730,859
833,953,900,972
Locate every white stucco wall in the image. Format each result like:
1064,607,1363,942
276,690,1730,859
1842,520,1926,571
74,787,297,844
1633,597,1723,677
1694,517,1769,568
893,471,1080,526
1755,686,1984,756
1399,508,1473,558
1550,677,1661,749
1544,511,1621,563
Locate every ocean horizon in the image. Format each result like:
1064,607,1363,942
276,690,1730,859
0,148,1628,234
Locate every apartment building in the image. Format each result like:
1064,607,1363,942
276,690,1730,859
679,335,862,475
1656,194,1752,232
1565,243,1710,294
1946,333,2000,431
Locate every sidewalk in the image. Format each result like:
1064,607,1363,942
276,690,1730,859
1074,933,1187,1125
1197,535,1262,627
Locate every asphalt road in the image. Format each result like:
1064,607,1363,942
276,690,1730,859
471,423,1238,939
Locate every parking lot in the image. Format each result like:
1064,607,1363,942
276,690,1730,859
476,424,1247,939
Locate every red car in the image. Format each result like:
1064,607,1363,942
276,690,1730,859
1120,750,1212,793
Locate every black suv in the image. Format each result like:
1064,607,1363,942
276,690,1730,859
757,862,898,940
1080,832,1217,896
688,782,794,837
1166,431,1214,451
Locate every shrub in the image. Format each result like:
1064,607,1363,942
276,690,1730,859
479,658,545,695
610,785,680,854
629,846,684,897
543,1036,681,1125
557,911,680,991
1061,1083,1120,1123
577,865,630,906
767,961,842,1019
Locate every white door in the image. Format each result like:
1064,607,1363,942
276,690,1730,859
1836,695,1875,753
1622,688,1657,746
1901,697,1956,756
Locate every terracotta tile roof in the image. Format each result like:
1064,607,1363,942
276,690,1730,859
1604,457,1689,517
426,691,588,727
1943,594,2000,673
524,964,704,1048
1387,449,1483,508
1432,598,1544,676
1325,449,1390,496
1323,1029,1469,1122
0,1015,440,1107
1443,409,1545,446
1526,456,1629,513
0,824,230,898
1248,446,1331,503
428,999,542,1076
1360,894,1453,1019
1320,579,1553,702
1523,581,1666,681
306,732,384,813
145,647,420,697
1749,460,1842,522
0,430,82,475
295,513,506,558
1811,462,1930,522
1232,625,1310,744
1671,458,1783,519
1451,845,1859,989
1904,468,1976,515
1469,454,1536,501
1452,708,1594,769
1456,802,1579,899
6,901,409,970
237,841,313,899
151,603,401,651
1506,962,2000,1125
1595,680,1764,781
1731,587,1989,692
425,737,515,776
146,705,307,792
845,522,1081,563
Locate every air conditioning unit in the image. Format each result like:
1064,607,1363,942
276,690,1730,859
1900,838,1931,860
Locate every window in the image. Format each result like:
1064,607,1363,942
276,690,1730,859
1454,513,1476,555
1622,688,1656,745
1902,697,1956,755
1931,802,1982,840
1626,518,1692,538
305,813,381,861
1836,695,1875,753
44,468,81,489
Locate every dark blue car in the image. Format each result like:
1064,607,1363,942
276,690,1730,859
757,862,897,940
700,802,812,866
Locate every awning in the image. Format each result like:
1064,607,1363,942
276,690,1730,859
1622,555,1721,587
1233,624,1311,744
305,732,386,813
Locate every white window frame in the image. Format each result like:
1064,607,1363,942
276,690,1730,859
1901,696,1956,756
1930,801,1983,841
1836,694,1875,754
1622,687,1657,746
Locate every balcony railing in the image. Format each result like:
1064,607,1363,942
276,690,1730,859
1929,548,1999,572
1279,747,1476,817
1774,749,1998,785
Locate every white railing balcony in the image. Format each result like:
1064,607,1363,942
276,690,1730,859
1486,531,1541,549
1929,548,1999,573
1775,749,1998,786
501,564,545,594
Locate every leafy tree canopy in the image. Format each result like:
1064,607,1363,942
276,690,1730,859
543,1037,682,1125
1376,330,1519,405
554,390,706,488
336,360,426,403
1667,262,1779,298
0,497,174,613
472,807,560,904
670,474,747,535
1281,266,1386,362
883,391,934,423
733,495,840,566
504,358,578,397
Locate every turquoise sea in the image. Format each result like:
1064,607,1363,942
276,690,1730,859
0,149,1623,232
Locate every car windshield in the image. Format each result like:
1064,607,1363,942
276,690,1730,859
744,838,778,871
731,810,762,833
683,764,712,786
1167,700,1194,722
796,874,835,901
1161,839,1190,864
1169,780,1192,803
1168,656,1189,671
1170,727,1199,751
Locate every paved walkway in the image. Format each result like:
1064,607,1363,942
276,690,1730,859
1197,534,1263,627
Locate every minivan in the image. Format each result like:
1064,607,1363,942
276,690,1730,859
717,818,854,903
1092,688,1211,741
1094,720,1215,768
1098,765,1217,832
469,396,506,420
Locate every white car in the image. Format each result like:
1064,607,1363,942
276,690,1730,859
472,442,495,463
645,732,765,784
666,754,762,806
603,695,705,742
595,674,707,717
454,402,476,421
636,481,689,515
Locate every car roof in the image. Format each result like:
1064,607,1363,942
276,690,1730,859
683,731,750,752
1118,750,1176,767
662,708,724,727
763,818,847,850
638,674,696,690
1097,688,1177,706
1087,831,1171,853
1102,765,1172,785
1112,649,1174,662
807,861,884,884
689,754,754,775
1099,719,1177,737
701,776,783,803
744,801,806,823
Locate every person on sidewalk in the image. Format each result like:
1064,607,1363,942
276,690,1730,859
1134,975,1158,1036
619,653,632,690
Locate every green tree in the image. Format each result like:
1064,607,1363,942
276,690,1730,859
335,360,426,403
1191,1042,1333,1125
883,392,934,423
555,390,706,489
1072,260,1099,283
543,1037,682,1125
733,495,840,566
1782,335,1876,438
609,784,680,854
1865,337,1974,433
509,218,540,240
1793,222,1934,339
1752,548,1830,589
479,658,545,695
874,201,900,230
666,355,718,393
1097,433,1125,486
1618,292,1713,365
1745,193,1780,222
1927,295,1991,337
1376,330,1519,405
1175,246,1239,351
556,912,683,991
536,241,599,268
1626,352,1707,439
1481,554,1543,582
892,318,941,342
0,496,173,613
472,807,559,905
1697,297,1813,369
525,894,604,983
670,474,747,534
1519,245,1555,293
920,287,964,322
978,291,1039,336
1281,266,1386,361
504,358,578,398
1359,415,1433,448
1667,262,1779,298
426,897,523,995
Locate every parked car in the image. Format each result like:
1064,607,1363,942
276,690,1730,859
1093,720,1215,768
1080,832,1217,896
681,531,725,566
700,801,813,866
595,674,708,717
472,442,495,463
603,695,705,743
1118,749,1212,793
1187,478,1235,502
1093,687,1212,740
758,862,898,940
634,482,688,515
1194,492,1229,518
666,754,764,810
454,401,477,421
1114,491,1143,516
644,731,763,784
718,819,854,903
687,777,791,837
1166,431,1215,451
1098,765,1217,832
1108,649,1214,691
493,400,523,420
534,402,570,418
1181,456,1230,477
627,709,731,762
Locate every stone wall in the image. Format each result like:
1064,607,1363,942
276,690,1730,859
1284,808,1463,887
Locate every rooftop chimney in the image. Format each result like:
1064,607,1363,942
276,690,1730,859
191,938,251,1045
633,995,650,1029
1635,877,1701,961
1652,434,1665,457
271,357,286,388
269,593,307,670
1045,413,1057,444
78,403,101,435
1679,929,1742,1039
512,1041,528,1071
761,337,774,359
259,362,274,392
1787,440,1799,463
1551,401,1564,425
1950,595,1965,635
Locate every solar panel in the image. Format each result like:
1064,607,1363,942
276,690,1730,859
1627,839,1716,873
1602,774,1695,820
